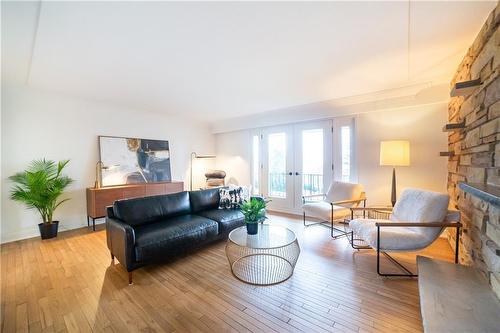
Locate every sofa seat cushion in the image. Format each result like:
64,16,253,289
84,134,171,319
349,218,434,252
196,209,245,234
134,215,218,261
303,202,350,221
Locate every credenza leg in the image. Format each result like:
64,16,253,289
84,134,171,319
93,218,96,231
128,272,133,285
87,215,90,227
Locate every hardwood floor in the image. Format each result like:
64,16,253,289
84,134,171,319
1,213,455,333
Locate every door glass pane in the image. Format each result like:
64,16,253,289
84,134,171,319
341,126,351,182
302,129,324,197
252,135,260,195
268,132,286,198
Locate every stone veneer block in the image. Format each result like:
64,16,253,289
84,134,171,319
492,272,500,300
448,3,500,298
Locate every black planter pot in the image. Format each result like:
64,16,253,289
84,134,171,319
38,221,59,240
246,222,258,235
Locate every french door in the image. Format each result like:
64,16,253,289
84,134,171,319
261,126,295,210
293,121,333,209
254,117,355,213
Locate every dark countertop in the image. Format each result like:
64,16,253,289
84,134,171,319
459,182,500,207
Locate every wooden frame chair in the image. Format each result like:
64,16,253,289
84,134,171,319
347,189,461,277
302,181,366,239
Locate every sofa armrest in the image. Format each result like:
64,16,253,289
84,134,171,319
375,222,461,228
106,216,136,271
331,198,366,206
350,207,393,212
302,194,326,204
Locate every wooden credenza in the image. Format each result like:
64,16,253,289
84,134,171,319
86,181,184,230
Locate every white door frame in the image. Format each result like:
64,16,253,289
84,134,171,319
333,116,357,183
252,117,357,214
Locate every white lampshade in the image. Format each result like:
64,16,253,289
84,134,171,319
380,141,410,166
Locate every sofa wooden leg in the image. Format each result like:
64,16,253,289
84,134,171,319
128,272,133,285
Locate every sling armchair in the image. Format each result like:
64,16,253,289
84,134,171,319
348,188,461,277
303,181,366,239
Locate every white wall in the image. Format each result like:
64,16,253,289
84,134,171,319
214,102,448,210
1,86,215,243
215,130,252,187
357,103,448,205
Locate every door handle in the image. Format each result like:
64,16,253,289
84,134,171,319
288,172,293,176
295,172,300,176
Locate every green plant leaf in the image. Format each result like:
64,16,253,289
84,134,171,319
239,197,269,223
9,159,73,224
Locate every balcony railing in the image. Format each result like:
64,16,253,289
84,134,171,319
268,173,323,198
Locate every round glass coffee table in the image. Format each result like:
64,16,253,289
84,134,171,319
225,224,300,285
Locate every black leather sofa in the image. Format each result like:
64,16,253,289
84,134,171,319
106,188,244,284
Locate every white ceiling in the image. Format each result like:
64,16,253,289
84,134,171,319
2,1,497,123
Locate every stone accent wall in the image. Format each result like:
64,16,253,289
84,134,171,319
447,4,500,299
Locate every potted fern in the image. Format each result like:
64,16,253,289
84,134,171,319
9,159,73,239
239,197,268,235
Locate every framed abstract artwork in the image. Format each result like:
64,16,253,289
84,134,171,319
98,136,172,186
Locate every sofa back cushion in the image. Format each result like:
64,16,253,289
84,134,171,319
113,191,191,227
325,182,363,206
189,188,220,213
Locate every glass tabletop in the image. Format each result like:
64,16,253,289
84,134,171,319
228,224,297,249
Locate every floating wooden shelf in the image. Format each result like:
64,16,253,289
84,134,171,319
459,182,500,207
442,121,465,132
439,151,454,157
450,78,482,97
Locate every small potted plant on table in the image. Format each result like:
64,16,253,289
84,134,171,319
239,197,268,235
9,159,73,240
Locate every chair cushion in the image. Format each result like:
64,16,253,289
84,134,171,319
303,202,350,221
391,188,449,223
349,218,433,251
113,191,191,227
196,209,245,234
391,188,450,241
134,215,218,261
189,188,220,213
325,182,363,206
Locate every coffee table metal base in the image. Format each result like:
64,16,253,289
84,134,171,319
225,226,300,286
230,253,295,285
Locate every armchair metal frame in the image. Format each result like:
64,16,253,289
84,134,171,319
348,207,461,277
302,193,367,239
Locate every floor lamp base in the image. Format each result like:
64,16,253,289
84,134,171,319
391,167,397,207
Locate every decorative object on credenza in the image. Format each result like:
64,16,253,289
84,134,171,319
239,197,268,235
9,159,74,239
94,161,120,189
98,136,171,187
205,170,226,188
190,152,216,190
380,140,410,207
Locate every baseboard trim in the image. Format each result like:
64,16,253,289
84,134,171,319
1,218,105,244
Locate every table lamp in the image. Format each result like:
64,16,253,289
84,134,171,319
380,140,410,206
94,162,120,189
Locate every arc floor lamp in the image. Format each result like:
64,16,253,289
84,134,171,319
190,152,216,190
380,140,410,206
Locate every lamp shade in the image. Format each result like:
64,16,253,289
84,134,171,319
380,141,410,166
